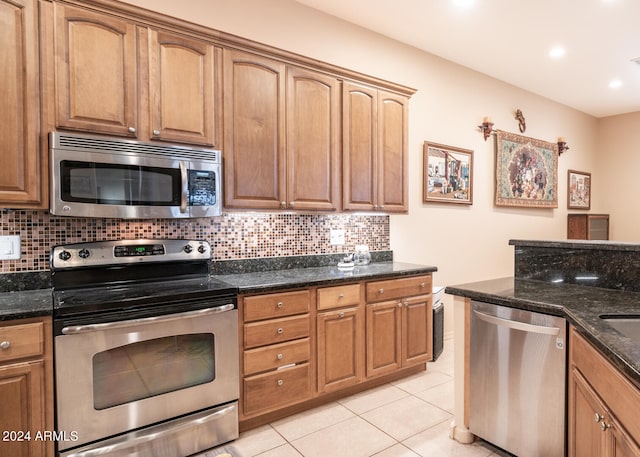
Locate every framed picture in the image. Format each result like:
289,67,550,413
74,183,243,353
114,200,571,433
423,142,473,205
495,130,558,208
567,169,591,209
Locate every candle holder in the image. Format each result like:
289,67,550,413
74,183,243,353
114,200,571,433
478,120,494,141
558,140,569,156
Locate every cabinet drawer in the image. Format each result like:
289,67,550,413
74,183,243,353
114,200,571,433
0,322,44,363
244,315,310,349
317,283,361,310
244,338,310,376
243,363,311,416
366,275,431,303
244,290,310,322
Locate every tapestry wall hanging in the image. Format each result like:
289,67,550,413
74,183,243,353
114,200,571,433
495,130,558,208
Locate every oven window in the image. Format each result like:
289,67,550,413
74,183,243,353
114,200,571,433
92,334,215,410
61,160,181,205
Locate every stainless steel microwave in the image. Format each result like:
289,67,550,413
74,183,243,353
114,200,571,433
49,132,222,219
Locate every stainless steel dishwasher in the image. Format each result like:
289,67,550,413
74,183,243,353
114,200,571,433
469,300,566,457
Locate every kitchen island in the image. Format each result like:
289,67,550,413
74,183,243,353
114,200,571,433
446,239,640,456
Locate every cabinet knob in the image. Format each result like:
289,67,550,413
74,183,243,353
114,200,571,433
153,129,160,136
289,202,294,208
0,341,10,350
600,421,611,432
280,201,286,209
420,282,426,288
277,353,283,360
404,301,409,307
397,302,403,308
378,288,384,295
277,379,284,386
276,302,284,309
128,126,136,133
338,293,345,299
339,312,345,318
380,205,384,209
594,413,604,423
277,327,284,334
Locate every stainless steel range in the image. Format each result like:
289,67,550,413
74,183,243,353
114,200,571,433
51,239,239,457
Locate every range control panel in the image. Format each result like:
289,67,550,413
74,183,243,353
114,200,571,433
51,239,210,269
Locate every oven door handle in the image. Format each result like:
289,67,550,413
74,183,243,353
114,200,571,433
61,304,235,335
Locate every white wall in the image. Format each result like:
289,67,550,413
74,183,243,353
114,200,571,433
595,112,640,242
121,0,604,335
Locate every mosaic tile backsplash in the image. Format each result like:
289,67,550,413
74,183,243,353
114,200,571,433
0,210,389,273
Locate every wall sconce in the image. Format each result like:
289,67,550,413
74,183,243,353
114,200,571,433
557,137,569,155
478,116,494,141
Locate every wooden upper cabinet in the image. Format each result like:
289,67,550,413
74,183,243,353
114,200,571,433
0,0,43,207
148,29,220,146
54,3,139,137
286,67,340,211
378,92,409,212
223,49,286,209
343,82,409,213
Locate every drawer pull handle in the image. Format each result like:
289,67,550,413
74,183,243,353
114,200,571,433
0,341,10,350
277,302,284,309
378,288,384,295
277,353,283,360
338,294,345,299
277,328,284,334
277,379,284,386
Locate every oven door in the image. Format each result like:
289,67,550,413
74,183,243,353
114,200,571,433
55,304,238,452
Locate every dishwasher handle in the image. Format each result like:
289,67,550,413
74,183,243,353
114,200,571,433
473,309,560,336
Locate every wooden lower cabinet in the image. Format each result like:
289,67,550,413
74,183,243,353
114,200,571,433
568,326,640,457
317,306,364,393
0,317,53,457
239,274,432,429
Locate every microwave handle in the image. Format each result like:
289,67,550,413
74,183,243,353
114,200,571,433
179,161,188,213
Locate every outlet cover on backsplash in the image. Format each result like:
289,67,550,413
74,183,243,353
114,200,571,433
0,210,390,273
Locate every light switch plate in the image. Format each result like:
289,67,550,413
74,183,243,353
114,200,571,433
0,235,21,260
330,229,345,246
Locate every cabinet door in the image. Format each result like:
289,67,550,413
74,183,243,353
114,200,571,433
0,361,45,457
317,307,364,393
402,295,432,365
0,0,42,207
378,91,408,212
610,415,640,457
366,301,401,377
343,82,377,211
54,4,138,137
286,67,340,211
148,29,219,146
568,368,607,457
223,50,286,209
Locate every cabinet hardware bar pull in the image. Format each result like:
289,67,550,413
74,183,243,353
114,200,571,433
473,310,560,335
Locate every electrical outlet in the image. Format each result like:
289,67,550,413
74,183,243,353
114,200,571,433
330,229,345,246
0,235,21,260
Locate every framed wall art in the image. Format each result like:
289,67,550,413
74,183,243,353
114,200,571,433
567,169,591,209
423,141,473,205
495,130,558,208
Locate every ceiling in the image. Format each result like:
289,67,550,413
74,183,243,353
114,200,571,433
294,0,640,118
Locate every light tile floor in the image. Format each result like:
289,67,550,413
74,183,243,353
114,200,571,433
207,339,506,457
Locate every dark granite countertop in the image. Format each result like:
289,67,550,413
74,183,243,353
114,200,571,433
446,277,640,388
0,288,53,321
509,239,640,252
215,261,438,294
0,261,437,321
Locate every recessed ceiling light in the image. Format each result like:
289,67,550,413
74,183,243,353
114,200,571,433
609,79,623,89
549,47,566,59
